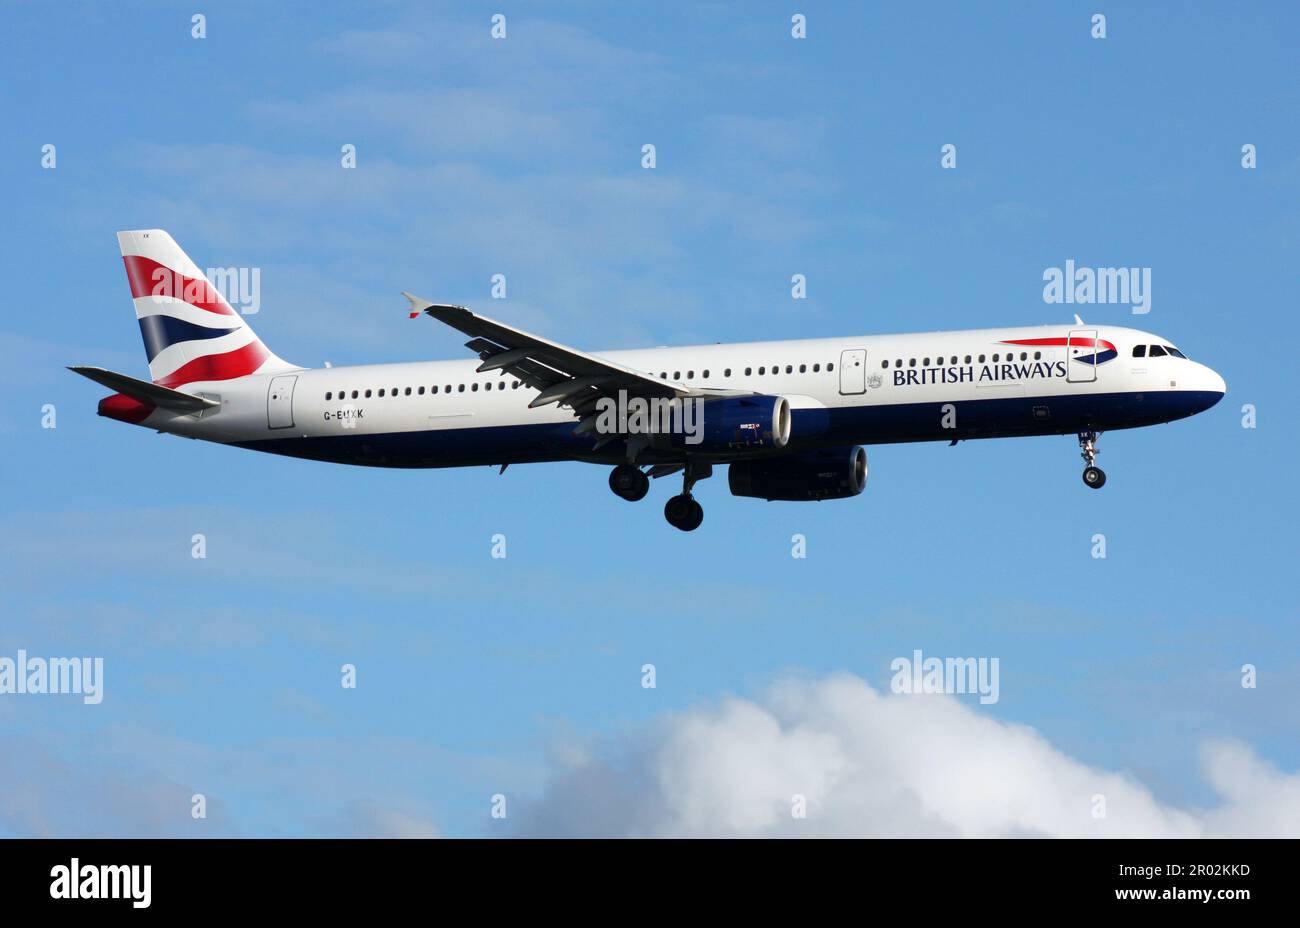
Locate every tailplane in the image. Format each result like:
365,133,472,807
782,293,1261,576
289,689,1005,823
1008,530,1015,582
117,230,297,387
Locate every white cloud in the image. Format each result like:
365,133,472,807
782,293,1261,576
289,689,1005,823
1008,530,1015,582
342,800,441,839
511,673,1299,837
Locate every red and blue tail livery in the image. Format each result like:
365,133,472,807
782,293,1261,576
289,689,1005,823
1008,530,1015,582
116,230,295,387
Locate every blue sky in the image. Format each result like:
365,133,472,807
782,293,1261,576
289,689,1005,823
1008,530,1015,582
1,1,1297,836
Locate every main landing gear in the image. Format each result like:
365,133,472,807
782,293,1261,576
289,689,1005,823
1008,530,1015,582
608,463,649,501
1078,430,1106,489
664,463,711,532
607,462,709,531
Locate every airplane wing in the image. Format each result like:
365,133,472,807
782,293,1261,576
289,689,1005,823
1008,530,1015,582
404,294,737,446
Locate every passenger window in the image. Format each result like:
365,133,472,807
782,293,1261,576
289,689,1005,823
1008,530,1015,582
660,372,666,379
673,371,680,379
964,355,971,364
1132,345,1146,358
325,392,332,400
800,364,807,373
724,368,731,377
472,383,479,391
351,390,359,399
992,354,999,362
418,386,425,395
908,358,916,367
813,364,820,372
923,358,930,366
457,384,465,392
687,371,694,379
1149,345,1167,357
703,370,710,378
378,389,385,397
827,363,834,371
978,355,985,363
745,367,752,376
1033,351,1041,360
1019,352,1027,361
364,389,372,398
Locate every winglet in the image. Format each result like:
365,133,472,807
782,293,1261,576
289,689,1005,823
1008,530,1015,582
403,291,432,319
1073,313,1085,326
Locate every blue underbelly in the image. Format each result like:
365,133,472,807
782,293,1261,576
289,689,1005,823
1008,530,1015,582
231,390,1222,468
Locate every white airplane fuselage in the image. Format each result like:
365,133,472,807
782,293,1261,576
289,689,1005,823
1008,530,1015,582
82,230,1226,530
113,323,1225,469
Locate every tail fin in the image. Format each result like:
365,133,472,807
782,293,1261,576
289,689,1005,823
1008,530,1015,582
117,230,297,387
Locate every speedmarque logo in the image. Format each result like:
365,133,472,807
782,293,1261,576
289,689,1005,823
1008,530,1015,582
50,858,151,909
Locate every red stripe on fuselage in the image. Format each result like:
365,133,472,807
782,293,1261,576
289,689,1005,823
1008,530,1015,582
155,341,269,388
1001,336,1116,351
122,255,237,316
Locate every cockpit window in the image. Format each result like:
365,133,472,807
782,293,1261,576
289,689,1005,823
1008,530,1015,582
1148,345,1167,357
1132,345,1147,358
1165,345,1186,359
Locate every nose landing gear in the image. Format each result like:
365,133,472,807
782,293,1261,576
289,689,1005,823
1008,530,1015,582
1078,431,1106,489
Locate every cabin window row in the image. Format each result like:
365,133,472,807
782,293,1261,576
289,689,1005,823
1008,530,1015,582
879,351,1042,369
325,381,523,401
656,362,836,380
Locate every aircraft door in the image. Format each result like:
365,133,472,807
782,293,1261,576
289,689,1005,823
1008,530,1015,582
839,349,867,395
1066,329,1099,383
267,375,297,429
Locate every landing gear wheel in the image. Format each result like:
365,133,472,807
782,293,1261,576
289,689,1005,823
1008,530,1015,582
1077,431,1105,489
664,494,704,531
609,464,649,501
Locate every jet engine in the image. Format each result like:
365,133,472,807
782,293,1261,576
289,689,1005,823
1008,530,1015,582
728,445,867,501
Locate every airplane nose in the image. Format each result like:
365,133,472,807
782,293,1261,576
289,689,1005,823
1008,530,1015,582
1198,363,1226,397
1188,363,1226,413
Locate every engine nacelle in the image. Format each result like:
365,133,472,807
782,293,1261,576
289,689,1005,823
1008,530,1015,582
669,395,791,453
728,446,868,501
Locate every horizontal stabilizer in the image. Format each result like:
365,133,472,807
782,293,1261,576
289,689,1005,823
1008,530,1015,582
68,366,219,412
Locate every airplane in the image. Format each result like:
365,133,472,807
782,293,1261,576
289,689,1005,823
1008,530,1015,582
71,230,1227,531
